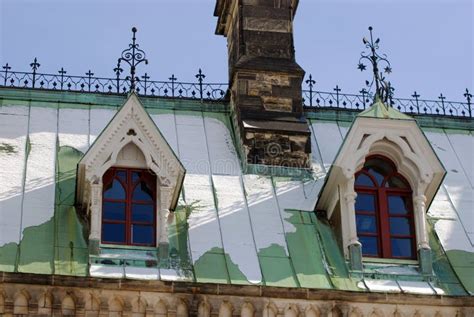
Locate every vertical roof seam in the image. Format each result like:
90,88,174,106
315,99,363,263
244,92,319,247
270,177,302,288
200,110,232,284
53,101,60,276
238,174,266,286
15,101,32,272
444,129,473,189
308,119,327,174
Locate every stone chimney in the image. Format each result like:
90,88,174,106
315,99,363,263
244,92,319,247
214,0,311,168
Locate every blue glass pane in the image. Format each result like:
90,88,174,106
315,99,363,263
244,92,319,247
103,202,125,221
355,194,375,212
132,182,153,201
367,168,384,186
388,196,410,215
116,170,127,183
355,174,374,187
132,225,154,245
360,236,378,257
356,215,377,233
390,217,412,235
132,171,141,184
102,223,125,244
104,179,125,200
391,238,414,258
132,204,154,222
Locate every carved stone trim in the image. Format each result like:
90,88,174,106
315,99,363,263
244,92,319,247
76,93,185,251
317,116,445,269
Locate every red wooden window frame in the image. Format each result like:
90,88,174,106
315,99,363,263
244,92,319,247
101,167,157,246
354,155,417,259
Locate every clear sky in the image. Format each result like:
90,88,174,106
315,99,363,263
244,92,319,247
0,0,472,101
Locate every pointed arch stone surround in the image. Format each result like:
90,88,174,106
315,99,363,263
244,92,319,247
316,115,445,273
76,93,185,254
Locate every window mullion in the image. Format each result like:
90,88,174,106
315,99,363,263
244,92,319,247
126,170,132,245
378,188,391,257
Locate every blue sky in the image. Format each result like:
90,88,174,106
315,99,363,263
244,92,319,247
0,0,472,101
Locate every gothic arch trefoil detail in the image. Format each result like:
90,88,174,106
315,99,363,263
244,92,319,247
76,92,185,254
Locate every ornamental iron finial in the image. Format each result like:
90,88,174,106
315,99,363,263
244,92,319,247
117,27,148,91
30,57,40,88
358,26,393,103
464,88,472,117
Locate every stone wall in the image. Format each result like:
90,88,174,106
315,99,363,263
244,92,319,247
0,274,472,316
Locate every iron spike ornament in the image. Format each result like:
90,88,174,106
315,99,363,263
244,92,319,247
358,26,393,104
117,27,148,91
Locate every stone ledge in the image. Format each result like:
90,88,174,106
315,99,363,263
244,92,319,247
1,272,473,306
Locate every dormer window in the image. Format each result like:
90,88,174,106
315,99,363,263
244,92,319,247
76,93,185,256
316,101,446,272
102,167,157,246
354,156,416,259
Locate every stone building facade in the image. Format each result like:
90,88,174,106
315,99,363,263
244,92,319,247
0,1,473,316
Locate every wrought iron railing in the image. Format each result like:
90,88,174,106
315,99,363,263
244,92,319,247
302,88,473,118
2,28,471,118
0,62,472,118
0,64,228,101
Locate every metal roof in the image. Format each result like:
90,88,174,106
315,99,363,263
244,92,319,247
0,89,472,296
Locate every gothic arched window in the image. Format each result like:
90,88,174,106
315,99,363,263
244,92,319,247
102,167,156,246
354,155,416,259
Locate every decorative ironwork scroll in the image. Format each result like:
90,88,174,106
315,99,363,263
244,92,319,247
117,27,148,91
358,26,393,103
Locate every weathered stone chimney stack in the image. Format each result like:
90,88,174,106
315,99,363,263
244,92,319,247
214,0,311,168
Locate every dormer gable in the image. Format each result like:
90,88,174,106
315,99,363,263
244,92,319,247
76,92,185,252
316,99,446,272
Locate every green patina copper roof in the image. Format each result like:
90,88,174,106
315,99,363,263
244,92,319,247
358,96,415,120
0,88,472,296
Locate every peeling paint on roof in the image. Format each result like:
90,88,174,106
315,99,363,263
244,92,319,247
0,92,472,296
243,175,288,255
185,174,223,265
213,175,261,284
0,105,28,250
21,107,57,232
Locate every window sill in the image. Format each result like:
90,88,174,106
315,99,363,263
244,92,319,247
99,243,157,251
92,244,159,265
362,257,418,265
